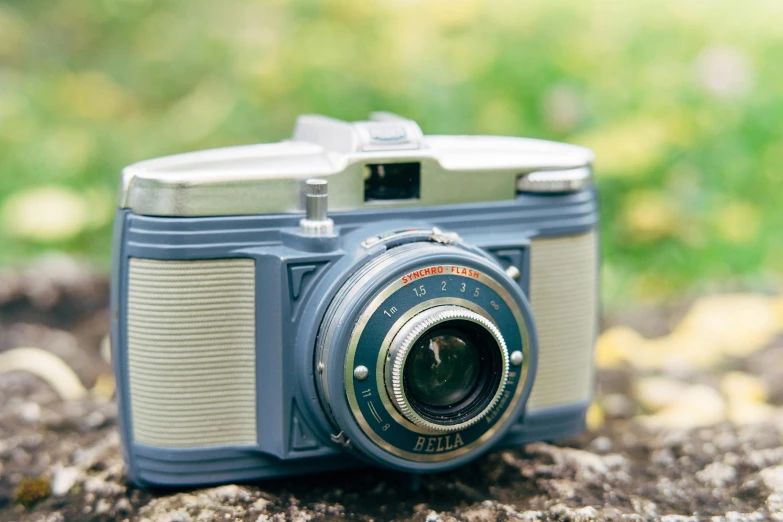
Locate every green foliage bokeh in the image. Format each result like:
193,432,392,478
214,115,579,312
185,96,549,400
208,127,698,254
0,0,781,306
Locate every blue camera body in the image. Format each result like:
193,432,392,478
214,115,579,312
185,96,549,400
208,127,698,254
110,114,598,487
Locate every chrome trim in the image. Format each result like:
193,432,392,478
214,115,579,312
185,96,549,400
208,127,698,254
373,297,495,435
119,115,594,217
385,305,509,433
516,167,592,193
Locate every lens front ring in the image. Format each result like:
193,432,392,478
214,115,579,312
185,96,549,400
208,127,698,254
386,306,510,432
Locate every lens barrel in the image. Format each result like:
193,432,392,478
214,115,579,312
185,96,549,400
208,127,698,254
313,239,535,468
385,306,509,432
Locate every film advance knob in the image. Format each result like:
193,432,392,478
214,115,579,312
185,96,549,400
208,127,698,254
300,179,334,236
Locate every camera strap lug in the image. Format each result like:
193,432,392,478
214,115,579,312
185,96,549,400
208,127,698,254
330,431,353,449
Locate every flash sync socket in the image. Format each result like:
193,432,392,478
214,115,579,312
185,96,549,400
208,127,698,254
364,163,421,202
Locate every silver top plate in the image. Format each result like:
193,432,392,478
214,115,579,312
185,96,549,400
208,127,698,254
119,114,594,217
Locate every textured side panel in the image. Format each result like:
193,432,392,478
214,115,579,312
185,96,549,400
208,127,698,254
528,232,597,410
127,258,257,448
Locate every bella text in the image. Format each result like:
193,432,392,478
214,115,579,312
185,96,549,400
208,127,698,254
413,433,465,453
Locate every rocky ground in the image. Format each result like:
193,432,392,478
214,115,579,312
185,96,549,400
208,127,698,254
1,257,782,522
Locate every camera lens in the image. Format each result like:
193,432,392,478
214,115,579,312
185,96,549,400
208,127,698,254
386,306,509,432
405,328,481,407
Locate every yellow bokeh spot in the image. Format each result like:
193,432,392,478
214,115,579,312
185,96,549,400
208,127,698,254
720,371,768,404
477,98,521,136
575,117,671,177
772,296,783,327
586,401,605,431
634,272,677,300
594,326,643,369
595,294,783,372
675,294,780,358
422,0,484,28
716,201,761,244
1,186,88,242
56,72,130,121
622,190,677,241
721,371,773,425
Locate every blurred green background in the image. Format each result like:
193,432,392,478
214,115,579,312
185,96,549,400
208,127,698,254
0,0,781,308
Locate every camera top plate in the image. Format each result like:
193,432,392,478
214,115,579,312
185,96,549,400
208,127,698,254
119,113,594,218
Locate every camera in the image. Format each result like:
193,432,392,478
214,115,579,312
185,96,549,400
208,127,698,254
110,113,598,487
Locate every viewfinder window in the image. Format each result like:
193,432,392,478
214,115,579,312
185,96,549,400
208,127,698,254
364,163,421,202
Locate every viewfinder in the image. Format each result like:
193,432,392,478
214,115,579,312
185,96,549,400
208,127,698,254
364,163,421,202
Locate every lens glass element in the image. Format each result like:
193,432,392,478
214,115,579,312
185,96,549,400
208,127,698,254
405,328,482,407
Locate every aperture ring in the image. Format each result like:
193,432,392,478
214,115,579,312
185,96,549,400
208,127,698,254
389,306,510,432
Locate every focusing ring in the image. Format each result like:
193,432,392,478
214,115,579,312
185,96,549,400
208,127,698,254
388,306,510,432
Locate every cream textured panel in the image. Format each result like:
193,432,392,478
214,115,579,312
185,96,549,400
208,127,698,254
127,258,257,448
528,232,597,410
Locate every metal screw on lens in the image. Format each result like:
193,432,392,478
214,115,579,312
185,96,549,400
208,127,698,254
353,365,369,380
505,265,521,281
510,351,523,366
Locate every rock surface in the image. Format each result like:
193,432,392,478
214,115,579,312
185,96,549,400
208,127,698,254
0,261,782,521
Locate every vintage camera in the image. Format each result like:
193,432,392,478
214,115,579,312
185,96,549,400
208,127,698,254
110,113,598,487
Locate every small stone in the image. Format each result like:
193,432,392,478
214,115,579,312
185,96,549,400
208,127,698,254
100,335,112,363
590,436,612,453
651,448,676,467
19,402,41,423
250,498,270,513
115,498,132,514
51,466,81,496
602,393,636,418
95,498,113,514
696,462,737,488
761,465,783,492
426,511,440,522
574,506,599,520
460,506,496,522
168,511,193,522
208,484,250,502
634,376,689,412
83,410,106,429
641,384,726,428
196,509,216,521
